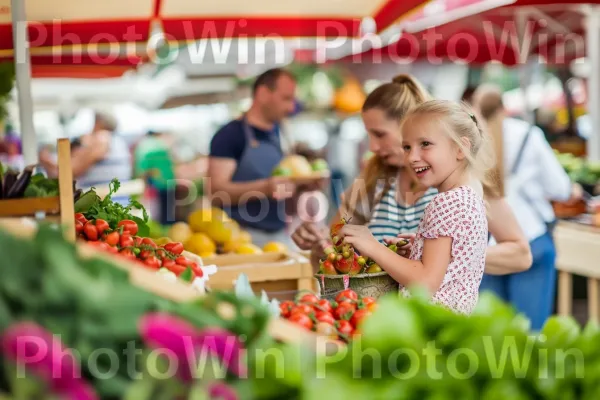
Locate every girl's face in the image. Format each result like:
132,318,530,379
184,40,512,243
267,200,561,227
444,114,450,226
361,108,405,167
401,116,466,191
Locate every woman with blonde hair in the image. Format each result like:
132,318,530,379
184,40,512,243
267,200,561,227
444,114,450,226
292,75,532,279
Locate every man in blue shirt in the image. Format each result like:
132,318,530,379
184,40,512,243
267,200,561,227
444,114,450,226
208,68,299,247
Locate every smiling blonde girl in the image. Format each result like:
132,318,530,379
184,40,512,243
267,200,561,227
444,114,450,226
340,100,494,314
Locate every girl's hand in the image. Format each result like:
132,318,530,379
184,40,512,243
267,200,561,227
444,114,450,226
390,233,415,257
291,222,328,251
339,225,381,259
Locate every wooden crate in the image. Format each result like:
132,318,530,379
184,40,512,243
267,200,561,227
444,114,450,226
0,138,75,241
204,252,316,301
0,220,339,353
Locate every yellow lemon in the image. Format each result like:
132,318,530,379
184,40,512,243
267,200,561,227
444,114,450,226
235,243,263,255
199,251,216,258
184,233,216,255
263,241,287,253
167,222,193,243
222,241,241,253
237,230,252,243
154,237,173,246
206,219,238,243
188,209,214,232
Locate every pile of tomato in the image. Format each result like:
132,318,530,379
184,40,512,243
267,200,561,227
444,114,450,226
279,289,376,342
74,213,203,279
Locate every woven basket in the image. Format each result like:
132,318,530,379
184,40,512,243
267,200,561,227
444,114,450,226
314,272,399,300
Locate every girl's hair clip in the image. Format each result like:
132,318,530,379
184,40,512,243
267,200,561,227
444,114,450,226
469,113,477,123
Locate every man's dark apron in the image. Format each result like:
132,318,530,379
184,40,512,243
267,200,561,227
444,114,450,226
224,116,287,237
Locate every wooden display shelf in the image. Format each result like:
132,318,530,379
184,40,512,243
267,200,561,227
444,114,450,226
0,138,75,241
0,220,336,352
554,220,600,322
205,251,316,301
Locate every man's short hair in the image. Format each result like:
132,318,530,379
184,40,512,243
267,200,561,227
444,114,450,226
252,68,295,96
94,110,118,132
472,84,504,121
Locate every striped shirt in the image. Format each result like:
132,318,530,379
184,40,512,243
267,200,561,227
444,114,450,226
367,181,438,242
78,134,132,205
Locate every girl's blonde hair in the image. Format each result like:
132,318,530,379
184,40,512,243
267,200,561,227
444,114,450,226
360,74,432,195
401,99,496,192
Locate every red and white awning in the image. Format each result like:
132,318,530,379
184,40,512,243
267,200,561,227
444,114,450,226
0,0,154,53
158,0,430,39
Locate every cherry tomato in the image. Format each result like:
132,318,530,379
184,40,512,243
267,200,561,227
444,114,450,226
361,297,377,312
156,249,167,259
164,242,184,255
119,248,136,260
75,213,87,224
189,263,204,278
315,311,336,325
161,259,176,268
141,238,157,248
120,233,134,248
350,309,371,329
117,219,138,236
289,313,313,330
94,219,110,235
83,222,99,241
75,220,84,234
175,256,191,266
280,301,295,318
143,256,161,269
299,293,319,304
335,289,358,303
291,304,313,316
140,250,154,259
336,320,354,337
315,299,333,313
104,231,120,247
107,245,119,254
133,236,144,246
334,302,356,320
167,264,187,275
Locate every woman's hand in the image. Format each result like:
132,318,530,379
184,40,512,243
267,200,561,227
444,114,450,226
291,222,328,251
339,225,381,259
384,233,415,257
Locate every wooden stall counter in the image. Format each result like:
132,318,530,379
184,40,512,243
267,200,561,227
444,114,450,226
554,220,600,321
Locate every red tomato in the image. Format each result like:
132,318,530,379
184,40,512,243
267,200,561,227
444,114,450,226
140,250,154,259
164,242,184,255
361,297,377,312
117,219,138,236
74,213,87,224
175,256,191,266
350,309,371,329
280,301,295,318
161,258,175,268
335,289,358,303
337,320,354,337
156,249,167,259
104,231,120,246
119,248,136,259
141,238,157,248
120,233,134,248
291,304,313,316
316,299,333,313
168,264,187,275
107,245,119,254
75,220,84,234
83,222,98,241
315,311,336,325
133,236,144,246
289,313,313,330
334,302,356,320
299,293,319,304
144,256,161,269
94,219,110,235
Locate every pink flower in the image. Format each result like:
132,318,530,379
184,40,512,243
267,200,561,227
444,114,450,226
2,322,98,400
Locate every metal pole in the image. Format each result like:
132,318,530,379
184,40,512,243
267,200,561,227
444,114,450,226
586,5,600,161
11,0,38,165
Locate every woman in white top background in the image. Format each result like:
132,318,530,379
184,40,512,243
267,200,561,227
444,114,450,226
473,85,583,331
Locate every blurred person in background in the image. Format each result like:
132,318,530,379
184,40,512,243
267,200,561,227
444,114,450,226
207,68,300,247
473,84,582,331
534,107,562,143
0,122,24,171
40,110,132,204
134,130,176,225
